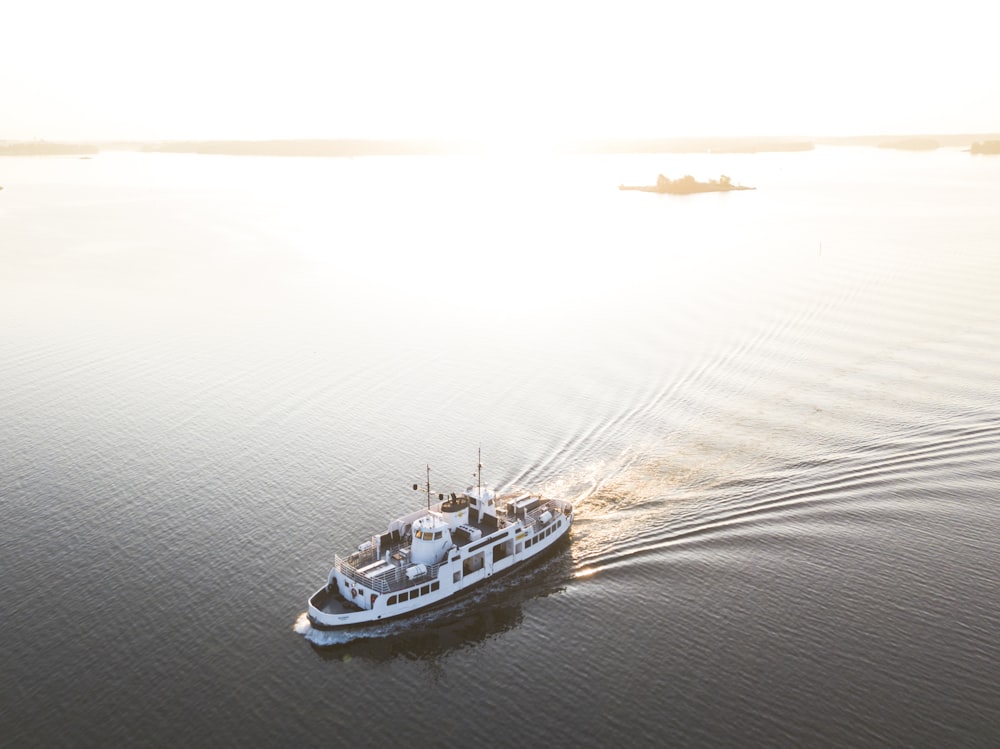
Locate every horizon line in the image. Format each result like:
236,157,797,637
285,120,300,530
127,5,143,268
4,132,1000,144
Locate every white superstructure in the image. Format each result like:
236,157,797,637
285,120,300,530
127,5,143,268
307,467,573,629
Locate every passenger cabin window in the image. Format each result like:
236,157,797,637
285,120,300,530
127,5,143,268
433,531,442,540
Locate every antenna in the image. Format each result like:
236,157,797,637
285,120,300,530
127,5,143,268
477,446,482,497
426,464,431,511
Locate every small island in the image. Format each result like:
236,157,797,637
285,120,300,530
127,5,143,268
970,140,1000,155
619,174,755,194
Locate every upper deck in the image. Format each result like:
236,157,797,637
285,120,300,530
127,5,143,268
336,495,571,594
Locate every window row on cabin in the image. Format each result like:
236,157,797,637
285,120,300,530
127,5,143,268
414,529,445,540
387,581,440,605
525,521,559,549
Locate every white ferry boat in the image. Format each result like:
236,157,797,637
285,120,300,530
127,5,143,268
307,462,573,629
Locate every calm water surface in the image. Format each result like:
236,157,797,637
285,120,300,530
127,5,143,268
2,148,1000,747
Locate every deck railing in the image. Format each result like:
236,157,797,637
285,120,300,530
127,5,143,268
519,500,567,531
336,552,443,594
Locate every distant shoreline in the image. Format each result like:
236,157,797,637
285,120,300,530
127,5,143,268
0,142,99,156
3,134,999,158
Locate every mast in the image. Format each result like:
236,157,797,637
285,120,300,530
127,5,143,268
414,465,433,510
477,447,482,497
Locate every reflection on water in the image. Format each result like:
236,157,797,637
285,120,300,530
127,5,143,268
304,604,525,662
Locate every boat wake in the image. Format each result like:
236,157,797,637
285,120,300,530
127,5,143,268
566,412,1000,579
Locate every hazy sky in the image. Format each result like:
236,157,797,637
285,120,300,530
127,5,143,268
2,0,997,141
